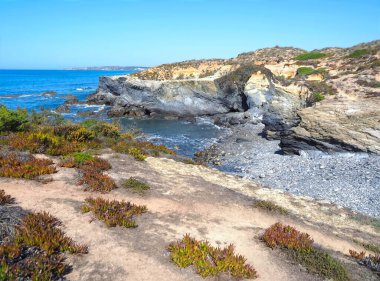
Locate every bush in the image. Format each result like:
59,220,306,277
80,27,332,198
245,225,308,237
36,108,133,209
81,197,147,228
61,153,111,172
262,222,313,251
0,212,87,280
0,154,56,179
168,234,257,279
123,177,150,194
0,190,15,205
0,106,28,133
347,49,370,58
8,132,79,156
294,52,327,61
67,127,95,142
127,147,147,161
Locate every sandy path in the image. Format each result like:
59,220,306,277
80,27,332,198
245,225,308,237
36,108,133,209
0,154,378,281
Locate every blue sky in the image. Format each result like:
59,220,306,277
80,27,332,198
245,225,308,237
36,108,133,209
0,0,379,69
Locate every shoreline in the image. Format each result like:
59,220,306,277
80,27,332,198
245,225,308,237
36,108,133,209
199,122,380,218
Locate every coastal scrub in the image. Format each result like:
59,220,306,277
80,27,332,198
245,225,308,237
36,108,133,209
81,197,147,228
168,234,257,279
262,223,349,281
0,212,87,280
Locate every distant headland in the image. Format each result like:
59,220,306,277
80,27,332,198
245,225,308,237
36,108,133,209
64,66,149,71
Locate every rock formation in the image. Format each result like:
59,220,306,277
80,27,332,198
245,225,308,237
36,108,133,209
89,40,380,154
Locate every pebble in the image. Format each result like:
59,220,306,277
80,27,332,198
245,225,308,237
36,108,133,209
208,123,380,218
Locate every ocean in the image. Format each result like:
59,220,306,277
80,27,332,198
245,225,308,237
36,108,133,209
0,70,224,157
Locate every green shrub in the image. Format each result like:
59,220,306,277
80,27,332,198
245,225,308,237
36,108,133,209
313,92,325,102
72,152,93,164
0,106,28,133
294,52,327,61
168,234,257,279
123,177,150,194
347,49,370,58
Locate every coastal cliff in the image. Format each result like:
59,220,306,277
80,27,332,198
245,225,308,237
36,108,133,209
89,40,380,154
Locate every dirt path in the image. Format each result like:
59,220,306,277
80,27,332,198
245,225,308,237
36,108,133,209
1,153,379,281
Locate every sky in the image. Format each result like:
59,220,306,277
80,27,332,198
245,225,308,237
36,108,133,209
0,0,379,69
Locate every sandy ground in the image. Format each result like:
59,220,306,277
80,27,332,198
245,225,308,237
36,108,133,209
1,152,379,281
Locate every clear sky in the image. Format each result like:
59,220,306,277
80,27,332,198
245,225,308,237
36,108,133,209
0,0,379,69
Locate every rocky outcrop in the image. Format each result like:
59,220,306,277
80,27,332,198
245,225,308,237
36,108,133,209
90,40,380,155
280,95,380,154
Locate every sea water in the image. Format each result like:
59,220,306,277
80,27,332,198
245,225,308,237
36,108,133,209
0,70,224,157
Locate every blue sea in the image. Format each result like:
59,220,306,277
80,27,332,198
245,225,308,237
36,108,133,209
0,70,224,157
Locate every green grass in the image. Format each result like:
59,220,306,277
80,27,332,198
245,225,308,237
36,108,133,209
123,177,150,194
347,49,370,58
297,67,316,76
294,52,327,61
313,92,325,102
353,239,380,254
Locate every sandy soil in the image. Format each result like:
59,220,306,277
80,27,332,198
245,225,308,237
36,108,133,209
0,152,379,281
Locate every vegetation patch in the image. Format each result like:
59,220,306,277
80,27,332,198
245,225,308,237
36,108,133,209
262,222,313,251
313,92,325,102
81,197,147,228
0,212,87,280
168,234,257,279
253,200,288,215
123,177,150,194
0,190,15,205
289,249,349,281
262,223,349,281
352,239,380,254
0,154,56,179
79,168,117,193
349,249,380,277
297,67,316,76
347,49,370,58
61,152,111,171
0,106,28,133
294,52,327,61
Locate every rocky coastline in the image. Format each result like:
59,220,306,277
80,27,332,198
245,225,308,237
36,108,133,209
88,40,380,217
